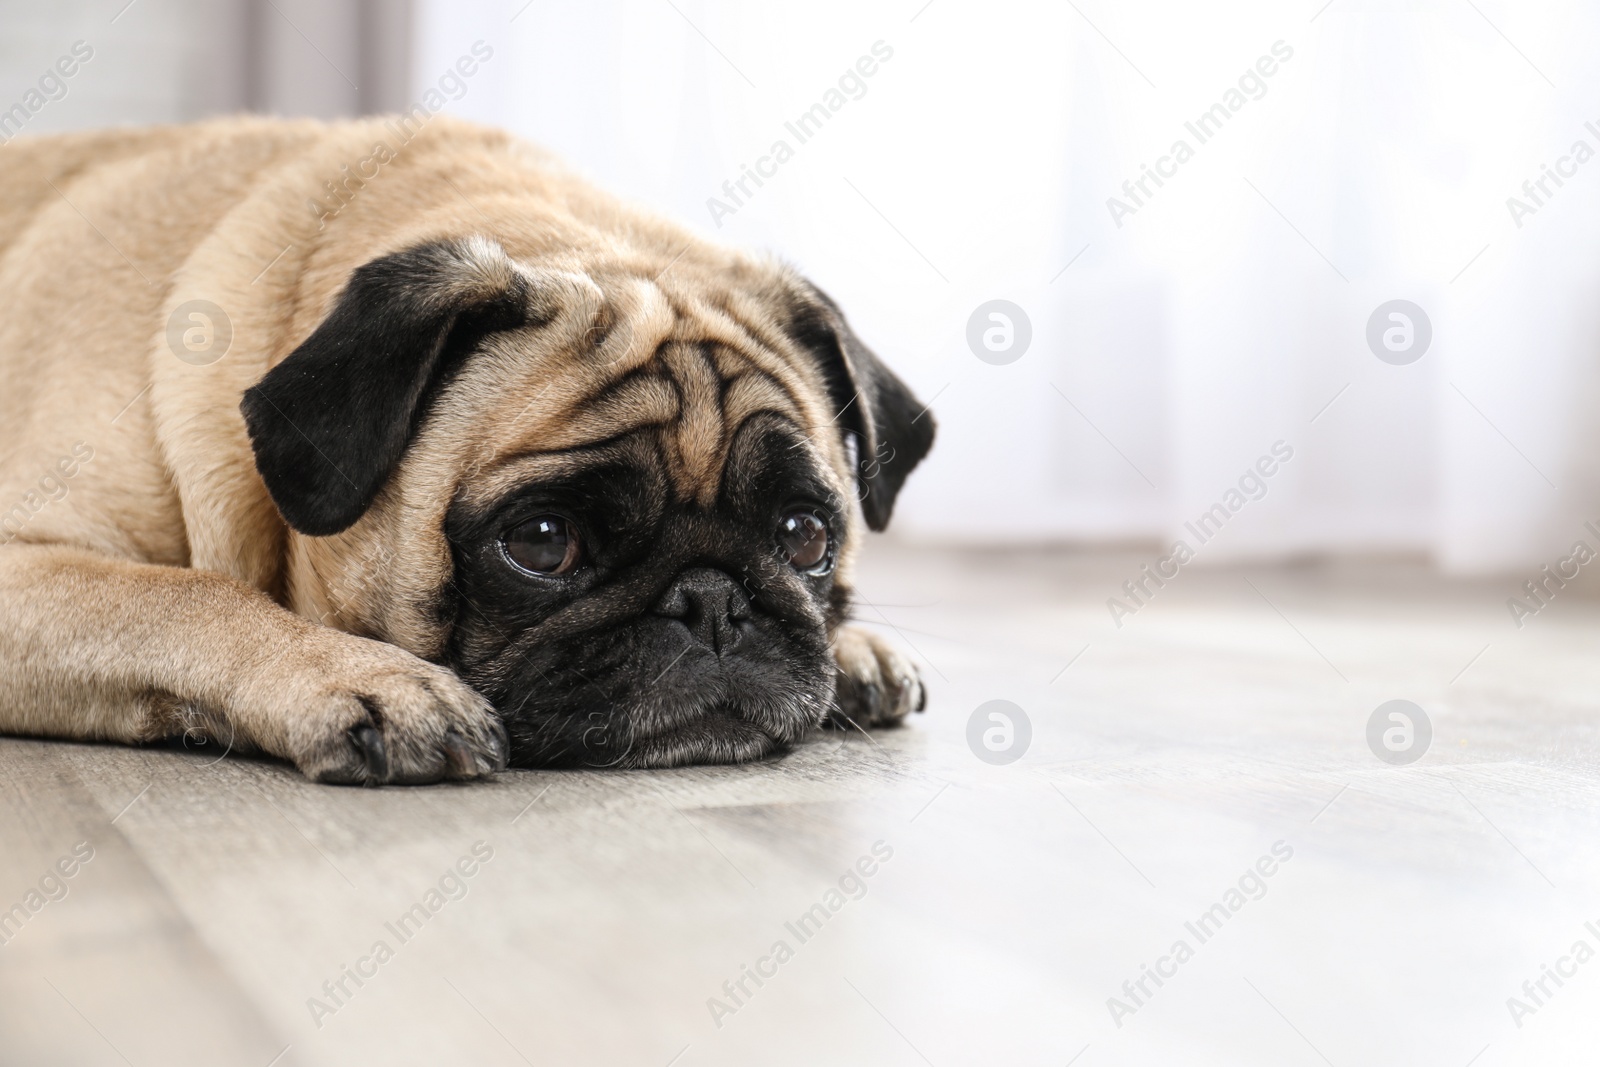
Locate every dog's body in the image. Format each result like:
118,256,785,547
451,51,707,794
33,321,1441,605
0,116,933,783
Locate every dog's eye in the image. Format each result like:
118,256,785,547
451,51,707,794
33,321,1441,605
777,511,830,572
503,516,580,575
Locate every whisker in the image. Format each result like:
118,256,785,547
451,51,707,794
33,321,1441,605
832,709,882,750
840,616,956,643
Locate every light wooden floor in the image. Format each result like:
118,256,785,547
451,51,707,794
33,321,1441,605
3,542,1599,1067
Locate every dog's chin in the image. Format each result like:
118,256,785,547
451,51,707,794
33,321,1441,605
487,641,836,768
494,689,829,769
615,713,790,769
611,686,828,767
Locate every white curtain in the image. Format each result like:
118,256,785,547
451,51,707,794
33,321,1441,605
9,0,1561,575
9,0,1587,575
408,1,1600,572
6,0,1597,573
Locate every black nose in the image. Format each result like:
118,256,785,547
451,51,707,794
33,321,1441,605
653,567,753,655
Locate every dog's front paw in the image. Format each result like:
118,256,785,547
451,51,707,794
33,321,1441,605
828,626,926,731
275,636,508,785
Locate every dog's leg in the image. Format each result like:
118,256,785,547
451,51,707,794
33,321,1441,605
828,625,926,730
0,543,506,784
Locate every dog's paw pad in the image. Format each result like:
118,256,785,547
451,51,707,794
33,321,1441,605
827,626,926,731
291,645,507,785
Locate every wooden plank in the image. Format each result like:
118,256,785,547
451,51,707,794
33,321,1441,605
0,740,290,1067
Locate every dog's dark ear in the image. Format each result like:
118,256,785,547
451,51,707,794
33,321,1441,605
785,281,935,531
242,238,536,537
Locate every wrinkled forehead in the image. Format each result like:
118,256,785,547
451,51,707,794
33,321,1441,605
450,271,849,508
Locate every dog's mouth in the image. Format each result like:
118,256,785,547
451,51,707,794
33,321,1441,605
611,707,789,768
567,680,827,768
456,587,839,769
477,649,834,769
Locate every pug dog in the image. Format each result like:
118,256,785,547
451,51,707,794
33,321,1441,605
0,116,934,784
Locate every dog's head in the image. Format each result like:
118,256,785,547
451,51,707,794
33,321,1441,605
241,237,933,768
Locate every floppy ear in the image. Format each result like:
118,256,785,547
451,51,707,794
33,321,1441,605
786,281,936,531
241,238,536,537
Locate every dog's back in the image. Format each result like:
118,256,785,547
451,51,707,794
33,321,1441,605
0,117,577,569
0,120,333,564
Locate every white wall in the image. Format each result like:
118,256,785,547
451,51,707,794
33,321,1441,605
411,0,1600,573
6,0,1598,573
0,0,409,132
0,0,249,130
